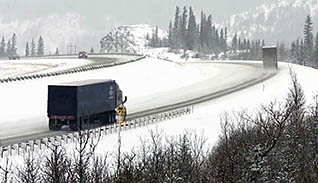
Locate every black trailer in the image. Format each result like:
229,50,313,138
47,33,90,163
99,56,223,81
47,79,126,131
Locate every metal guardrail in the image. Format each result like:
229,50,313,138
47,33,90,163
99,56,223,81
0,55,146,84
0,106,192,158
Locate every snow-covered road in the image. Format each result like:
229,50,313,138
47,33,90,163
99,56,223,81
0,57,267,145
95,62,318,155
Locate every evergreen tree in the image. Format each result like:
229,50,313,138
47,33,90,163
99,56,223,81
199,11,206,50
146,33,150,40
6,40,11,55
224,27,228,50
206,15,213,50
90,47,94,53
155,26,159,46
168,21,173,47
0,36,6,56
180,6,188,49
185,6,197,50
299,39,305,65
55,48,59,55
303,15,314,67
11,33,17,54
220,28,227,52
290,41,298,64
37,36,44,56
31,38,36,56
150,27,159,47
232,33,238,50
172,6,180,49
278,42,287,61
25,42,30,56
314,32,318,68
238,38,242,50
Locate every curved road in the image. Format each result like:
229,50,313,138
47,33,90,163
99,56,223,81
0,58,275,146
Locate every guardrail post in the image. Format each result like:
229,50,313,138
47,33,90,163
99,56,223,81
15,144,20,156
102,127,107,135
9,145,13,156
0,146,3,158
30,140,35,152
44,137,49,148
35,139,41,150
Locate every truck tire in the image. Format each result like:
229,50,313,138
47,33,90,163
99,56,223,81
70,119,81,131
49,119,62,130
70,124,79,131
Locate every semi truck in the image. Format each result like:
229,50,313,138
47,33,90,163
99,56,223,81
47,79,127,131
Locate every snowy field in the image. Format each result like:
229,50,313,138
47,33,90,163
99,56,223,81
0,57,264,142
0,57,93,79
95,62,318,155
1,55,318,167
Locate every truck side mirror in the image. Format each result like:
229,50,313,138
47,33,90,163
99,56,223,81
123,96,127,104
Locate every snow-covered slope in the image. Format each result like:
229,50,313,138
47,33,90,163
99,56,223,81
223,0,318,44
100,24,167,54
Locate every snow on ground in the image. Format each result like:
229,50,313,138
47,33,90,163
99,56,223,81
0,57,94,79
1,55,318,168
0,57,222,140
95,62,318,155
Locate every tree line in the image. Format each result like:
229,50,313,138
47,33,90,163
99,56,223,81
0,33,18,57
288,15,318,68
148,6,228,54
252,14,318,69
24,36,45,57
0,34,46,57
149,6,266,60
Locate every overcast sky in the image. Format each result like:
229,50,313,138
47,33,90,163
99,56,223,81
0,0,276,53
0,0,276,29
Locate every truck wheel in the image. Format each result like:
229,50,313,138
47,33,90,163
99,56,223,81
49,119,62,130
70,124,79,131
70,120,80,131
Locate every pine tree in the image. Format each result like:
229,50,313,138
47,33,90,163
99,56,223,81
150,27,159,47
232,33,238,50
11,33,17,54
90,47,94,53
168,21,173,47
206,15,213,50
155,26,159,47
25,42,30,56
304,15,314,67
314,32,318,68
0,36,6,56
180,6,188,49
290,41,297,64
31,38,36,56
278,42,287,61
37,36,44,56
55,48,59,55
185,7,196,50
6,40,11,55
146,33,150,40
199,11,206,50
172,6,180,49
299,39,305,65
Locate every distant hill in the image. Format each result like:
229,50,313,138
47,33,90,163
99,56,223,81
222,0,318,44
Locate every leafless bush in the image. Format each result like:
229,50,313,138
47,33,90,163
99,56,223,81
41,142,70,183
0,158,13,183
16,152,41,182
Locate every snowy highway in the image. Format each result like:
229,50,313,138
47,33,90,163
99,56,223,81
0,55,271,146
